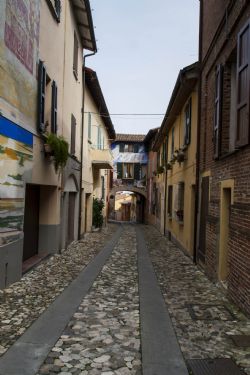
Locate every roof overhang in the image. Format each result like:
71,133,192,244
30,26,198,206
153,62,199,151
92,160,113,169
85,68,116,139
71,0,97,52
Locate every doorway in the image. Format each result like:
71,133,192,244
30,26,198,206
23,184,40,261
198,176,209,263
218,188,231,282
67,192,75,246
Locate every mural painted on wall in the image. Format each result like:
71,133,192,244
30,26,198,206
4,0,40,74
0,116,33,245
111,143,148,164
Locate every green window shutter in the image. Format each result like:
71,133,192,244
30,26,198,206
134,163,141,180
117,163,122,179
119,143,125,152
51,80,57,134
97,127,101,149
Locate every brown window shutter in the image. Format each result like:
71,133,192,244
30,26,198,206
214,64,223,158
37,60,46,132
71,114,76,154
51,80,57,134
236,21,250,148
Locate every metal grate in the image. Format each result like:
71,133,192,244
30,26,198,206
187,358,246,375
230,335,250,348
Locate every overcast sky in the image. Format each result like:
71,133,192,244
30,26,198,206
88,1,200,135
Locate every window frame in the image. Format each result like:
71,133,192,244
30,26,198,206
122,163,134,179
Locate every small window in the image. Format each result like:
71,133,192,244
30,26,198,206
128,144,133,152
73,32,78,79
176,182,184,222
51,80,57,134
101,176,105,199
134,144,139,153
119,143,125,152
184,98,192,145
71,114,76,154
171,127,175,158
167,185,173,218
88,113,91,141
45,0,61,22
123,163,133,179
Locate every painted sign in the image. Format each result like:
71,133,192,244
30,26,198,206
0,116,33,245
4,0,40,74
111,143,148,164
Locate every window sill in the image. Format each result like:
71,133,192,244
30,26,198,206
216,144,250,161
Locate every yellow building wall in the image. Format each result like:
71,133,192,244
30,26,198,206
165,88,198,255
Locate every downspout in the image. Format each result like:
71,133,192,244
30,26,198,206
78,50,96,240
193,0,203,263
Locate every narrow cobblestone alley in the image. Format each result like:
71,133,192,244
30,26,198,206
0,224,249,375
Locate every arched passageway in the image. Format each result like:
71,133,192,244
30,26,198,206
108,190,146,223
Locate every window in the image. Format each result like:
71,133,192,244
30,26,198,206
176,182,184,222
167,185,173,218
37,60,46,132
236,20,250,147
73,32,78,79
128,144,133,152
123,163,133,179
119,143,125,152
171,127,175,158
101,176,105,200
97,127,102,149
45,0,61,22
184,98,192,145
71,114,76,154
134,144,139,153
124,144,129,152
88,113,91,141
51,81,57,134
214,65,223,158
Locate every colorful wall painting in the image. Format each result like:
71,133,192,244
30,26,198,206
4,0,40,74
0,116,33,245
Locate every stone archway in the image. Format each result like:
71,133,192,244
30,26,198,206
108,186,147,222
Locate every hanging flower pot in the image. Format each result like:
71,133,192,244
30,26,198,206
43,133,69,172
176,150,185,163
44,143,54,155
166,162,172,170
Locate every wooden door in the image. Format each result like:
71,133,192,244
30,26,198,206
23,184,40,261
198,176,209,263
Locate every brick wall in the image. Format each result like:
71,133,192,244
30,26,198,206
199,1,250,314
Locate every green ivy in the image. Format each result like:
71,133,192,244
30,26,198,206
45,133,69,172
92,197,104,228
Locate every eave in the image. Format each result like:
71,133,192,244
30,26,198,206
153,62,199,151
71,0,97,52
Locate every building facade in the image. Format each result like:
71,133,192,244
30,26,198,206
197,1,250,313
154,63,199,255
81,67,115,233
0,0,96,287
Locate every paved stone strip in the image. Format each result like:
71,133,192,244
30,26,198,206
0,225,118,356
142,225,250,375
136,226,188,375
36,225,141,375
0,225,123,375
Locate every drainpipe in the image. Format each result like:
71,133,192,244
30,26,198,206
78,50,96,240
193,0,203,263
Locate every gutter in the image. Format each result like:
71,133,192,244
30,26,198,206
78,51,96,240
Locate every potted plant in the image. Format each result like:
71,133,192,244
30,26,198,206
44,133,69,172
157,165,165,174
166,162,172,170
176,149,185,163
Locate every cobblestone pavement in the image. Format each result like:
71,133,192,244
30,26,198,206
0,225,117,356
37,225,141,375
142,225,250,375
